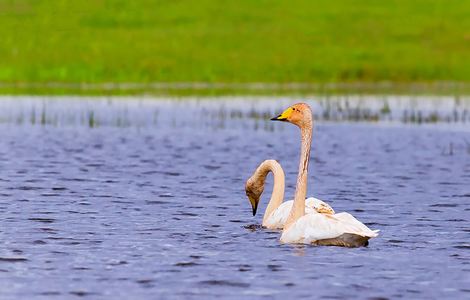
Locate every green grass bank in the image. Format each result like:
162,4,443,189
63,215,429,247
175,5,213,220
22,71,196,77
1,0,469,95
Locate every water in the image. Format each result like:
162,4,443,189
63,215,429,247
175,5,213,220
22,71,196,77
0,96,469,299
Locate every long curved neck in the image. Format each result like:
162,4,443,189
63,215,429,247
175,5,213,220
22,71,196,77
252,160,285,225
284,122,312,230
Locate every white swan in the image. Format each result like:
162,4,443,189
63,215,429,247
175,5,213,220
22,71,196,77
245,159,335,230
262,103,378,247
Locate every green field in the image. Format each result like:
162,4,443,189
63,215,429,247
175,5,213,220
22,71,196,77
1,0,469,94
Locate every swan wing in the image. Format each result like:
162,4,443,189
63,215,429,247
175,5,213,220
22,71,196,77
333,212,379,237
280,213,344,243
280,212,379,244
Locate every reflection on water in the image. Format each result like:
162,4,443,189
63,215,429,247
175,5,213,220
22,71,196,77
0,95,469,128
0,96,469,299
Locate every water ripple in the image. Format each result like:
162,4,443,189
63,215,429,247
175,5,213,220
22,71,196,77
0,97,468,299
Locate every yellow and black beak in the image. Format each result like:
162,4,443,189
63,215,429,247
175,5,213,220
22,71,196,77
270,107,292,121
270,114,287,121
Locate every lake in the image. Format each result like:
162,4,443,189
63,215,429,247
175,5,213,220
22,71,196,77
0,96,469,299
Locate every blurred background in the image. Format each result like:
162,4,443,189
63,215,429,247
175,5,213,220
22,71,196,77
1,0,469,95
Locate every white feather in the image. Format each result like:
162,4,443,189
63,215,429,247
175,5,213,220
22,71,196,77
280,211,379,244
264,197,334,229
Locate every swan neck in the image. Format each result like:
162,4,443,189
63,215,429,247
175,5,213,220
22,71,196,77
259,161,285,225
284,123,312,230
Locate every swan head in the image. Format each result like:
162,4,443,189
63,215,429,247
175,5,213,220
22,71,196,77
270,103,312,127
245,177,264,216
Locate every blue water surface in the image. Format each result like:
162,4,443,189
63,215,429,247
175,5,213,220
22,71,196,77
0,96,469,299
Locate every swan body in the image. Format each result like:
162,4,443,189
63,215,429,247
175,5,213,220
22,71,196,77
280,211,379,246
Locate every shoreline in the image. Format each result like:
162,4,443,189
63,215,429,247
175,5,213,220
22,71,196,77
1,81,470,96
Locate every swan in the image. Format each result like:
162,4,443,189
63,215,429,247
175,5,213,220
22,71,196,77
245,159,335,230
252,103,378,247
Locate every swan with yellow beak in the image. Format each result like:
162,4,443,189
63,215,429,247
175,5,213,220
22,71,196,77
246,103,379,247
